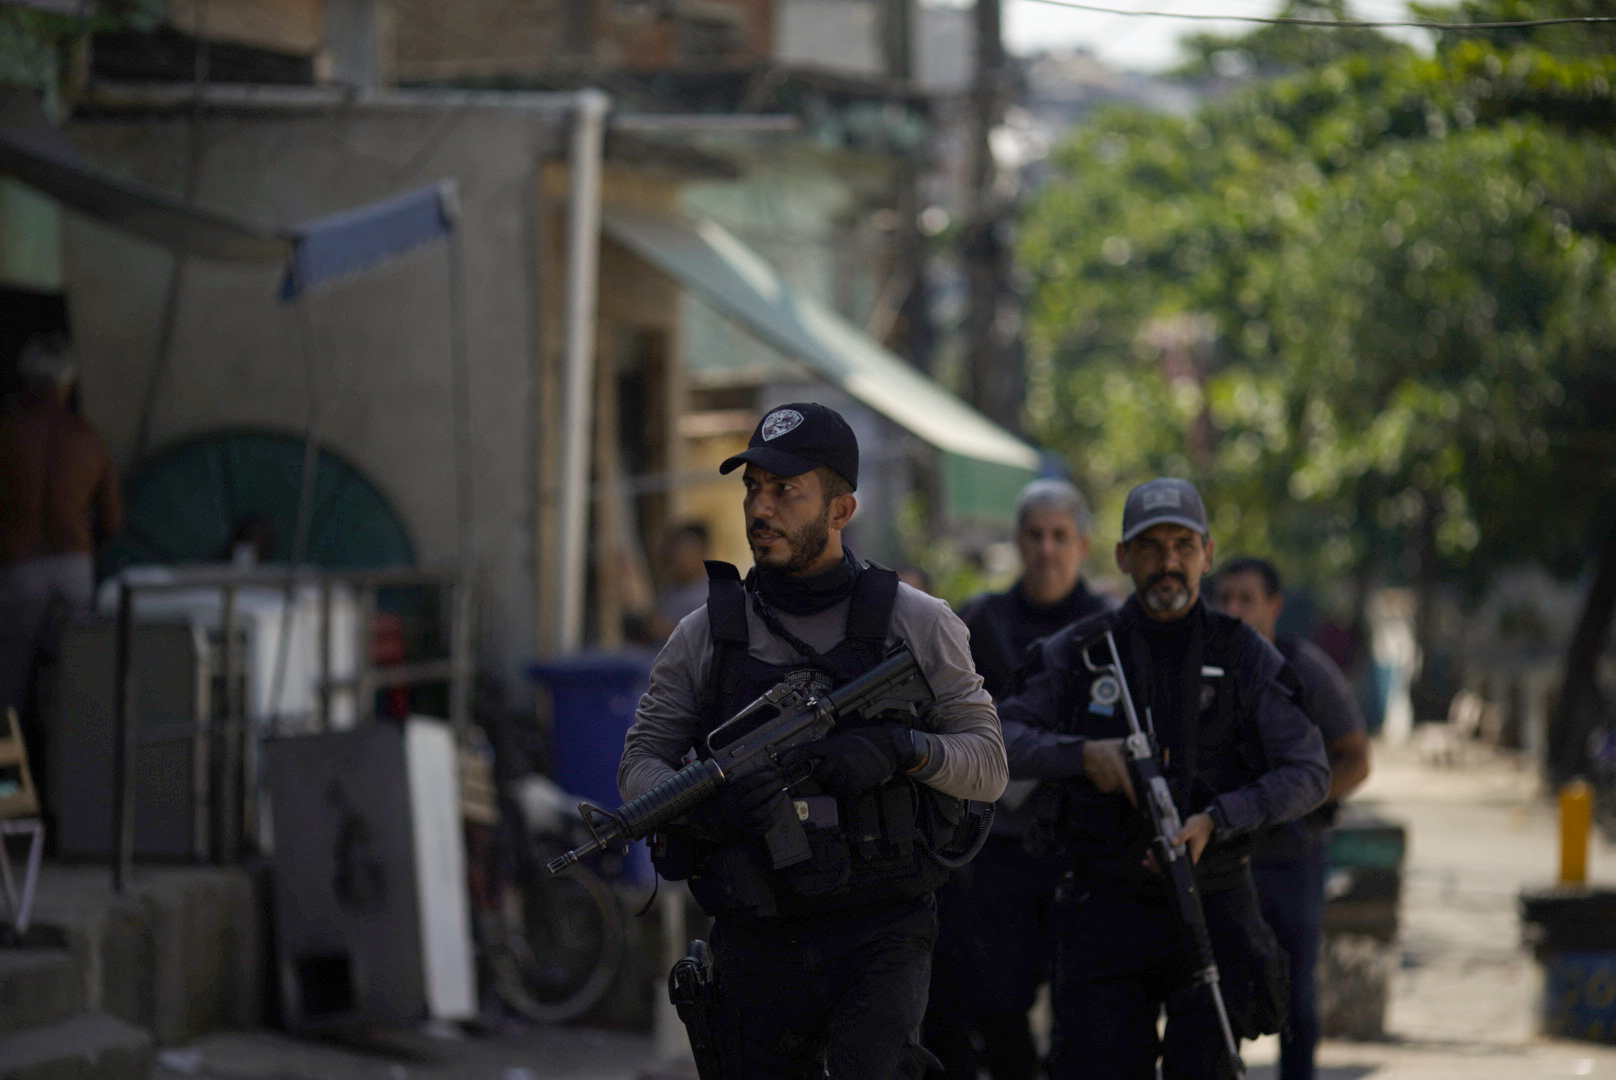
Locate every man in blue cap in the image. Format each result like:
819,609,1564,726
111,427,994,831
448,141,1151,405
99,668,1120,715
620,402,1007,1078
996,477,1329,1079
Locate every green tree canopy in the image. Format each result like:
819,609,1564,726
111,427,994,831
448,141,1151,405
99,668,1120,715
1021,3,1616,603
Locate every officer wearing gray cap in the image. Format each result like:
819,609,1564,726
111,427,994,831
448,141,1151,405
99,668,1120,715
995,477,1328,1080
619,402,1007,1078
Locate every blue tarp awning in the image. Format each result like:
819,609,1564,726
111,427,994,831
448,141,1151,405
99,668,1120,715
281,181,458,299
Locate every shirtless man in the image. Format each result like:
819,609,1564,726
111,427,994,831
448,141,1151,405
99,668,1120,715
0,334,122,720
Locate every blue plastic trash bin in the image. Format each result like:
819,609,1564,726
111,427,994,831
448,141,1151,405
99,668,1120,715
527,651,656,885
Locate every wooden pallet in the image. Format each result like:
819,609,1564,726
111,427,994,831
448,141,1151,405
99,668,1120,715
0,707,40,820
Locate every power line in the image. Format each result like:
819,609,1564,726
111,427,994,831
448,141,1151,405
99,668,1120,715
1016,1,1616,31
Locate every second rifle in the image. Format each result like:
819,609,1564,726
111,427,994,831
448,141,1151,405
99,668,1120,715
1078,628,1246,1079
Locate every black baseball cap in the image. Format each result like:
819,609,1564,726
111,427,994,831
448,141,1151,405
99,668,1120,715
1121,478,1209,542
720,402,859,490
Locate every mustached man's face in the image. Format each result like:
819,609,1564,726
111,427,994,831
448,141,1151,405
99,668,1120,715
742,464,849,577
1116,522,1214,620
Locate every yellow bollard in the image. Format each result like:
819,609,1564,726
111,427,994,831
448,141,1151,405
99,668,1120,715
1561,779,1594,887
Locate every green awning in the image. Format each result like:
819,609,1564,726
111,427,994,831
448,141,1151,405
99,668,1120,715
603,208,1039,522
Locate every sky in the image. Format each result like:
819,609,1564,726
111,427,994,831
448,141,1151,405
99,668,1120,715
995,0,1424,72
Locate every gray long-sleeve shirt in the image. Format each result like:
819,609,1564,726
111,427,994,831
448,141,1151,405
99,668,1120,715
619,581,1008,804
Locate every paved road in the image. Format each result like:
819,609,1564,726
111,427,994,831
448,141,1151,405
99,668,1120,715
1247,739,1616,1079
156,738,1616,1080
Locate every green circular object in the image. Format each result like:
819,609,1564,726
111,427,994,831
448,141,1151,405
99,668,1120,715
104,428,415,575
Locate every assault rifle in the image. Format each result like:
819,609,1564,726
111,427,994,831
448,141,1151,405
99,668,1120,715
545,645,935,877
1077,629,1246,1078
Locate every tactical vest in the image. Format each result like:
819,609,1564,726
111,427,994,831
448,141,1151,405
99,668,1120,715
678,561,963,920
1031,603,1271,894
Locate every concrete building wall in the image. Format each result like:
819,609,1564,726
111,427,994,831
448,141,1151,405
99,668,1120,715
166,0,326,56
392,0,772,81
774,0,881,76
532,165,686,653
676,152,913,565
0,178,64,291
774,0,971,88
60,106,561,701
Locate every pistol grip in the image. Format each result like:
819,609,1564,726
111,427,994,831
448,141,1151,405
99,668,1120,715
764,801,814,869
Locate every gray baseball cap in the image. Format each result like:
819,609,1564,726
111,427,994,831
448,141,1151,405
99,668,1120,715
1120,478,1209,542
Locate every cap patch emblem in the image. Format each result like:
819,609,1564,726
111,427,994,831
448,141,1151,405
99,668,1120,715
1142,487,1181,511
761,409,805,441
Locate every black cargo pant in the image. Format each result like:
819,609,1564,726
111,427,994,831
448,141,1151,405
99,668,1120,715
924,835,1063,1080
710,894,937,1079
1048,873,1285,1080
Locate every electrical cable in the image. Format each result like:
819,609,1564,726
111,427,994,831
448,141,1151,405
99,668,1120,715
1015,1,1616,31
130,0,214,465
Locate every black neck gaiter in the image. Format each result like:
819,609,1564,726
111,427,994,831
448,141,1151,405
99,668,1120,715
751,549,861,616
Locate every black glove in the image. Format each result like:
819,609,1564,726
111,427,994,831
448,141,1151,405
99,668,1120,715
694,763,788,841
784,724,918,796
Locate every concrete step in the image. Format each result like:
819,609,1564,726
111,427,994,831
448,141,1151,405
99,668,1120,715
25,865,263,1044
0,1012,153,1080
0,951,85,1035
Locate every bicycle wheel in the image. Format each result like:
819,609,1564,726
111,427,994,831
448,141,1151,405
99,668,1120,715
491,840,625,1024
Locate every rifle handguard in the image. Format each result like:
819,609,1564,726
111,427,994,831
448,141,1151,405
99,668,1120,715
547,645,933,877
547,758,726,875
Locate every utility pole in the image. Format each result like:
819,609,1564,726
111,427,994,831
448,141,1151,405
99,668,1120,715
879,0,912,79
878,0,933,373
964,0,1022,431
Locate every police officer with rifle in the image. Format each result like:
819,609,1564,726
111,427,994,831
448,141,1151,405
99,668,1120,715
997,478,1329,1080
615,403,1008,1079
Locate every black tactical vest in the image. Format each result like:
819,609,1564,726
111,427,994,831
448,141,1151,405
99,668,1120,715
1030,601,1269,894
681,560,962,919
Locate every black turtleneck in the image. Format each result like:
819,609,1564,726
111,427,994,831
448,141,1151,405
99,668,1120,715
963,578,1109,699
1117,596,1208,803
750,548,861,616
